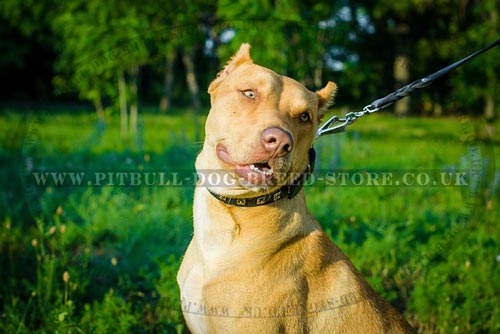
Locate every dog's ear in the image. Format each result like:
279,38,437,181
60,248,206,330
316,81,337,121
208,43,253,96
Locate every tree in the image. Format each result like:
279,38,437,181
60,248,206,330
350,0,499,119
213,0,347,97
357,0,429,116
158,47,177,113
214,0,299,75
142,0,212,113
173,1,212,113
446,0,499,124
53,0,149,135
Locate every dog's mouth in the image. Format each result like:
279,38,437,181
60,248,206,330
216,144,282,187
235,162,274,185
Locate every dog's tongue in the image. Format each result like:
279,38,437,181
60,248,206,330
235,163,273,185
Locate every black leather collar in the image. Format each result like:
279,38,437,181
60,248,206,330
207,148,316,207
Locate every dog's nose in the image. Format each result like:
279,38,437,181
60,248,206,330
261,127,293,156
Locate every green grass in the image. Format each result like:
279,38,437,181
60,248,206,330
1,108,499,333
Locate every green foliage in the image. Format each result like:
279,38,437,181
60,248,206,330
1,0,499,118
1,109,499,333
51,0,150,108
410,207,500,333
215,0,299,73
1,110,200,333
79,289,139,334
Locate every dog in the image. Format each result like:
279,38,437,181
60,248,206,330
177,43,415,334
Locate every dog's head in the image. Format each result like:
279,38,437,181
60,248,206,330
197,43,336,198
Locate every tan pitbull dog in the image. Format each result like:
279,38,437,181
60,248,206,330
177,43,415,334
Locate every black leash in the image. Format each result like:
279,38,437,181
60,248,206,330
316,38,500,137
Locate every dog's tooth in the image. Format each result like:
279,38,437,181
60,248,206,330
250,164,262,174
262,168,273,176
248,163,273,176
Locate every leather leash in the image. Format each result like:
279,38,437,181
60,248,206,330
316,38,500,137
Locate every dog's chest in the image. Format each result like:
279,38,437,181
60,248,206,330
180,262,206,332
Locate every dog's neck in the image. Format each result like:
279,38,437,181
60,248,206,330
206,177,306,207
192,186,319,268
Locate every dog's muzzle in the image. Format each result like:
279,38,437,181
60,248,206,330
207,147,316,207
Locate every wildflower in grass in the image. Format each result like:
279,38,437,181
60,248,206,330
63,271,72,306
111,257,118,266
49,226,56,235
31,239,38,247
63,271,70,283
60,224,66,234
56,205,63,215
58,312,67,322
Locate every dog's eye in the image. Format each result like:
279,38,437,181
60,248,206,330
242,90,256,99
299,112,311,122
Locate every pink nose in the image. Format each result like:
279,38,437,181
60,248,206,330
261,127,293,157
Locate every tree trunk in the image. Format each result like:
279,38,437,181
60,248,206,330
313,58,324,89
129,65,139,136
118,69,128,138
181,48,201,112
94,90,106,123
484,94,495,120
484,93,495,137
159,49,176,113
394,23,410,116
433,102,443,117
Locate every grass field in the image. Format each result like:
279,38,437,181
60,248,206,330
1,108,499,333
